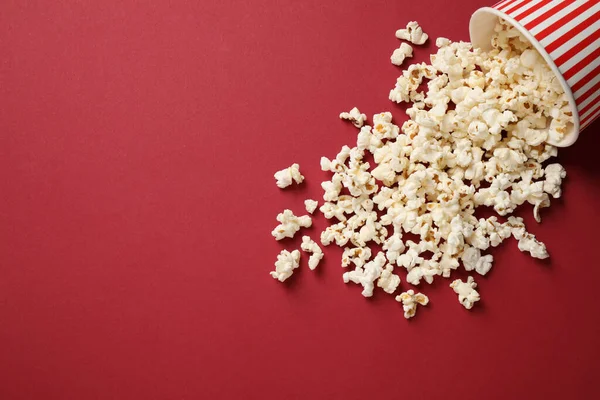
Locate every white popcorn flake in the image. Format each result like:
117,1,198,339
391,42,413,66
436,37,451,48
343,252,387,297
301,236,324,270
270,249,301,282
382,233,405,264
274,163,304,189
395,21,429,45
543,163,566,199
395,290,429,319
304,199,319,214
377,264,401,294
518,232,549,259
271,209,312,240
340,107,368,128
450,276,480,310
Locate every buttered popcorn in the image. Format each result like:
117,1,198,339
270,19,569,319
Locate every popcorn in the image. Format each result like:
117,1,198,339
439,253,460,278
395,21,429,45
270,249,301,282
461,246,494,276
395,290,429,319
406,258,442,285
518,232,549,259
377,264,401,294
340,107,368,128
391,42,413,66
382,233,405,264
301,236,324,270
321,173,343,201
436,37,451,48
372,112,400,140
342,246,372,268
343,252,387,297
271,209,312,240
304,199,319,214
320,222,350,246
274,163,304,189
269,16,570,320
543,163,566,199
450,276,480,309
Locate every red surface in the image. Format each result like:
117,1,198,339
1,1,600,399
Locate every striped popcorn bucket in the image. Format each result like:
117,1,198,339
470,0,600,147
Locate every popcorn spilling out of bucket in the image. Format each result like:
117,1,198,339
470,0,600,147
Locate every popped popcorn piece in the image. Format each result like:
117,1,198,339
343,252,386,297
270,249,301,282
377,264,401,294
436,37,451,48
395,290,429,319
340,107,368,128
518,232,549,259
304,199,319,214
461,246,494,276
341,246,372,268
450,276,480,310
301,236,324,270
395,21,429,45
391,42,413,66
543,163,567,199
271,209,312,240
382,233,405,264
274,163,304,189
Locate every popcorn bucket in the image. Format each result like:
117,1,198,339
469,0,600,147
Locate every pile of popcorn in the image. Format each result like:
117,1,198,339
270,19,569,319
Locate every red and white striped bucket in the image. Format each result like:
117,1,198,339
470,0,600,147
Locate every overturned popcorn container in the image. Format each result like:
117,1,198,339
470,0,600,147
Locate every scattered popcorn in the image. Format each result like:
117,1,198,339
395,21,428,45
395,290,429,319
304,199,319,214
340,107,368,128
274,163,304,189
269,17,570,320
391,42,413,66
450,276,480,310
271,209,312,240
301,236,324,270
270,249,301,282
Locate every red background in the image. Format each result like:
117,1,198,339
2,1,600,399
